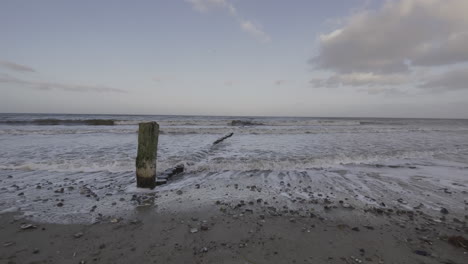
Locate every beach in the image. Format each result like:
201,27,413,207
1,177,467,264
0,114,467,263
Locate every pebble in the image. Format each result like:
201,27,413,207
200,223,209,231
342,203,352,208
190,228,198,233
440,208,449,214
73,232,84,238
20,224,37,230
200,247,208,253
3,241,15,247
413,250,429,256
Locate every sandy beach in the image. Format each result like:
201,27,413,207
1,169,467,264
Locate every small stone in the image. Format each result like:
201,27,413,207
200,247,208,253
342,203,352,209
130,219,141,225
200,223,209,231
56,202,64,207
190,228,198,233
99,244,106,249
413,250,429,256
20,224,37,230
352,227,360,232
33,248,40,254
176,190,183,195
73,232,84,238
440,208,449,214
3,241,15,247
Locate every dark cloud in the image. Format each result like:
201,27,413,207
419,68,468,91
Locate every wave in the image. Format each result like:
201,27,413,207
229,120,263,126
0,149,445,174
2,119,116,126
0,128,137,135
0,118,406,127
2,125,468,136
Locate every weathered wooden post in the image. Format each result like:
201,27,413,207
136,122,159,188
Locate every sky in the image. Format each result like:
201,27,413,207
1,0,468,118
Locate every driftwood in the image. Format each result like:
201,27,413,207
213,133,234,145
154,132,234,186
156,164,185,186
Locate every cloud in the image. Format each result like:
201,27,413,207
240,21,271,43
310,73,409,88
186,0,271,43
419,68,468,91
274,80,288,86
313,0,468,73
0,73,126,93
186,0,233,13
0,60,36,73
357,87,407,96
311,0,468,92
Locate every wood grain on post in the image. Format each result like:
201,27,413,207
136,122,159,188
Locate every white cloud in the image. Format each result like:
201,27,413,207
311,0,468,92
314,0,468,73
186,0,232,13
311,72,409,87
186,0,270,43
0,60,36,73
0,73,126,93
240,20,271,43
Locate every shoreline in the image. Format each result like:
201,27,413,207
1,173,468,264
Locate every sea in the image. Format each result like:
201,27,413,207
1,113,467,223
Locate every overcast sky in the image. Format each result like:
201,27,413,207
1,0,468,118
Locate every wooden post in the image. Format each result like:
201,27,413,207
136,122,159,188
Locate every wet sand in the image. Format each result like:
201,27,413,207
1,180,467,264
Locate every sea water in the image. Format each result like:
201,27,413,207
0,113,467,223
